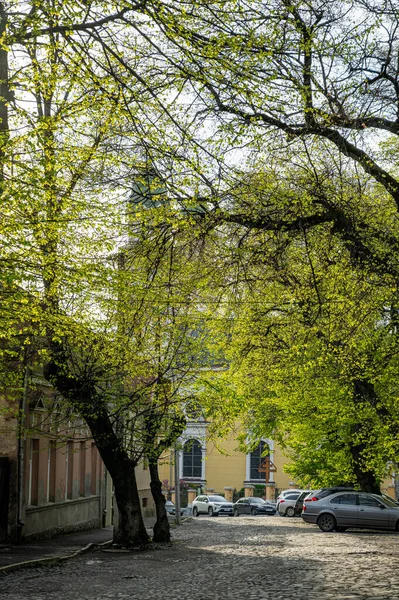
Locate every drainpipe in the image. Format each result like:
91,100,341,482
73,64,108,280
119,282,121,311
169,450,173,500
174,444,181,525
16,358,29,541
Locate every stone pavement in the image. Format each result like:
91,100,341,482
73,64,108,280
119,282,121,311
0,516,162,571
1,515,399,599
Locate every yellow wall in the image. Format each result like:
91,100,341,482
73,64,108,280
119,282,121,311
158,426,298,496
272,445,296,490
205,436,246,492
158,425,397,499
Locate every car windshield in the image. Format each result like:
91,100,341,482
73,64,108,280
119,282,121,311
251,498,265,504
380,495,399,508
209,496,227,502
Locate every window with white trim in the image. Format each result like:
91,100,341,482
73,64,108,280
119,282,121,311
182,439,202,478
250,440,269,480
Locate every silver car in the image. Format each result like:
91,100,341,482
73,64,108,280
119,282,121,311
301,491,399,532
192,494,233,517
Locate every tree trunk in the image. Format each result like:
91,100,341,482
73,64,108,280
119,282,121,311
149,459,171,543
394,468,399,501
0,3,9,184
44,355,150,547
350,379,381,494
81,409,150,547
350,448,381,494
109,455,149,547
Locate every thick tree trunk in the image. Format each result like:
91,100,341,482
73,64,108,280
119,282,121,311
149,460,171,543
394,468,399,501
108,455,149,547
350,379,381,494
350,447,381,494
44,356,150,547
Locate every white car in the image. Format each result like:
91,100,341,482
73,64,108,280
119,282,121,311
277,491,302,516
276,489,303,510
192,494,233,517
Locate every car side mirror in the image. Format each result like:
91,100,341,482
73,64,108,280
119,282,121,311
205,498,208,503
378,503,386,509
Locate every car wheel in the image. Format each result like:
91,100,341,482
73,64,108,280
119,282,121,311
208,507,214,517
317,513,337,532
251,507,257,516
286,507,295,517
193,507,199,517
234,508,239,517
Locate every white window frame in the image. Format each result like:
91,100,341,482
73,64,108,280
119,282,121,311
245,438,275,483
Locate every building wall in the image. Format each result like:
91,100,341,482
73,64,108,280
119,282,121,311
0,379,111,542
1,375,156,541
158,422,397,502
22,428,105,539
205,437,247,493
273,444,296,491
0,395,19,542
158,422,291,500
135,461,153,517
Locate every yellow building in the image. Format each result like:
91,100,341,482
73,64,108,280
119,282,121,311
159,416,397,504
159,416,297,502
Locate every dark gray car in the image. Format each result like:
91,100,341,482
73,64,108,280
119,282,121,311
301,491,399,532
232,497,276,516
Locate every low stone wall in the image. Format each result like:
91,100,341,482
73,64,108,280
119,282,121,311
24,496,101,540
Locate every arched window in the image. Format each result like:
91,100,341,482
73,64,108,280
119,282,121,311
250,440,269,480
182,439,202,478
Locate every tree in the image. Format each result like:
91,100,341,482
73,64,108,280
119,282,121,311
124,0,399,276
200,181,399,491
6,0,399,540
0,1,181,546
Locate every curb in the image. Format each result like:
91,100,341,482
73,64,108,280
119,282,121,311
0,539,113,575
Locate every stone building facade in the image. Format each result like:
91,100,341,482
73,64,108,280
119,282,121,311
0,374,109,542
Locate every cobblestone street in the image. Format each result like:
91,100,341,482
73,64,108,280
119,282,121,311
1,516,399,600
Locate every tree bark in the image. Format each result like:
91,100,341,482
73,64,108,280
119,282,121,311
350,447,381,494
149,459,171,543
350,379,381,494
110,455,149,547
0,2,9,184
44,354,150,547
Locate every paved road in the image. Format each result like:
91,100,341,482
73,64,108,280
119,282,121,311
1,516,398,600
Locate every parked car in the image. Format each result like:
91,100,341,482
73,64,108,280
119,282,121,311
165,500,175,514
192,494,233,517
232,497,276,516
278,491,307,516
293,491,311,516
276,489,302,502
380,492,399,506
164,500,185,516
303,487,356,504
301,491,399,532
303,488,399,509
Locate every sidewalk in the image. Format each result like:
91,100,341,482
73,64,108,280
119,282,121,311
0,516,160,572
